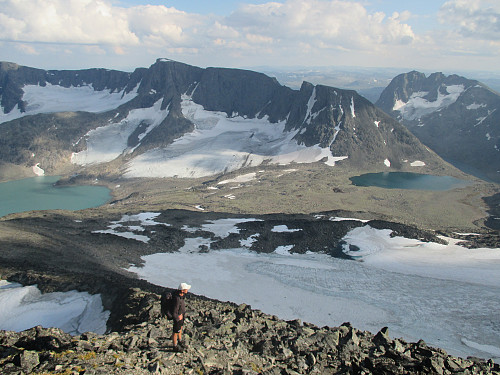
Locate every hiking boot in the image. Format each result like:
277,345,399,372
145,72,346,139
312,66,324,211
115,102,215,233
173,345,184,353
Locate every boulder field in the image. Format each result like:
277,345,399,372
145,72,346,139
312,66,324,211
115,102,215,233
1,286,498,375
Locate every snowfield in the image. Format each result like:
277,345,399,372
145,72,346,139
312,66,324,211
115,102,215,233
71,99,169,165
393,85,465,121
0,83,139,124
92,212,170,243
1,212,498,362
218,173,257,185
124,95,347,178
0,281,109,335
125,217,500,361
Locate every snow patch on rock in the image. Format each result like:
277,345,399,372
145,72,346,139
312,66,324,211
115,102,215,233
394,85,465,121
0,83,139,124
124,95,347,178
71,99,168,165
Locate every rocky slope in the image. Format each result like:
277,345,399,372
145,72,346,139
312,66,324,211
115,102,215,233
0,208,453,295
1,284,498,375
376,71,500,183
0,59,451,180
1,207,499,374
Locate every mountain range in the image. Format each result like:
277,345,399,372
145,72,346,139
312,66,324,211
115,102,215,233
0,59,450,181
376,71,500,183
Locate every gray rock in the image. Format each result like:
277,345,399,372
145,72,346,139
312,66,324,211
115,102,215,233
373,326,392,348
0,59,450,180
1,279,499,375
16,350,39,373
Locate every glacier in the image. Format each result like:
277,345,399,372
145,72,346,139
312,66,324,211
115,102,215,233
124,95,347,178
0,281,109,335
71,99,169,165
393,85,465,121
0,83,139,124
125,217,500,362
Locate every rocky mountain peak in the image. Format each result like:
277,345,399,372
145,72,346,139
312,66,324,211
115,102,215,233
0,61,20,72
376,70,500,182
0,60,451,179
376,71,475,113
192,66,292,121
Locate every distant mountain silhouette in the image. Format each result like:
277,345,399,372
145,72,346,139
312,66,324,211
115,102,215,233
376,71,500,183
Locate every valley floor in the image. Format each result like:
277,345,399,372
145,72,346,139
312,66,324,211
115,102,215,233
0,162,499,373
73,162,499,234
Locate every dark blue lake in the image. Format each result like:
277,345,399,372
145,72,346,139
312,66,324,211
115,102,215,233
0,176,111,217
350,172,471,191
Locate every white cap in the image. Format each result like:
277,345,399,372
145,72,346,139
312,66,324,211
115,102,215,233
178,282,191,290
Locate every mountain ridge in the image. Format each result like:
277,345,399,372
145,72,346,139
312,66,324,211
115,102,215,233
376,71,500,183
0,58,453,181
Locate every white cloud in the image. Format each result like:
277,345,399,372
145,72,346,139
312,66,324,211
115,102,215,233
425,0,500,63
0,0,498,72
0,0,414,52
15,43,39,55
84,45,106,55
125,4,204,48
0,0,139,45
439,0,500,40
224,0,415,50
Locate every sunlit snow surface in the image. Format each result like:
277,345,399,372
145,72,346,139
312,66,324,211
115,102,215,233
0,83,138,124
128,219,500,361
124,95,346,178
0,281,109,335
71,99,168,165
92,212,170,243
393,85,465,121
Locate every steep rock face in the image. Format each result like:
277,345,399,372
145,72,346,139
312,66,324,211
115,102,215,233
293,83,429,168
193,67,295,122
376,71,500,182
0,60,449,178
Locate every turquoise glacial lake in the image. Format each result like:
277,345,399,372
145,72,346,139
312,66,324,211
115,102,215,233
350,172,471,191
0,176,111,217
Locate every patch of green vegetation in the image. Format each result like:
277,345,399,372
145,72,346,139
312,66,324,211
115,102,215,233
77,351,96,360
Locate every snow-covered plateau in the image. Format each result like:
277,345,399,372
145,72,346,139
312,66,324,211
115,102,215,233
0,83,138,124
0,280,109,335
120,217,500,361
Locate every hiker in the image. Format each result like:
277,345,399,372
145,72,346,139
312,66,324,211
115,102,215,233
172,282,191,352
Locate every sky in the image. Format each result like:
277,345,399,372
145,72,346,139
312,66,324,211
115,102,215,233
0,0,499,73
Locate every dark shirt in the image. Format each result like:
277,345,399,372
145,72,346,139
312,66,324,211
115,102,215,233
172,291,186,322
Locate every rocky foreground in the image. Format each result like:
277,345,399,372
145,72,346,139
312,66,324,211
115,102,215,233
1,287,498,375
1,207,499,374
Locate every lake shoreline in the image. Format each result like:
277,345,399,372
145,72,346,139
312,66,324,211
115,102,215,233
1,165,499,371
0,175,112,218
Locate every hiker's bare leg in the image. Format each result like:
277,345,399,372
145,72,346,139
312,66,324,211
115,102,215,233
173,332,179,346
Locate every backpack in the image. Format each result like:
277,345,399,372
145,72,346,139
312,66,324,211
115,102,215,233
160,291,174,319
